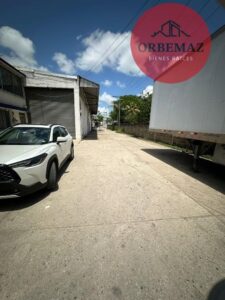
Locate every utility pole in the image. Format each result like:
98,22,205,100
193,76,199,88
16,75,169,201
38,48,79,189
113,96,121,127
118,100,121,127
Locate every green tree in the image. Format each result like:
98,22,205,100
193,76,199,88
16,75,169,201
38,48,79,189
96,112,104,123
138,94,152,124
109,104,118,122
109,94,152,125
124,103,140,125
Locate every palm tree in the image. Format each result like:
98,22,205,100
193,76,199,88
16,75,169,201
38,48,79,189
125,103,140,125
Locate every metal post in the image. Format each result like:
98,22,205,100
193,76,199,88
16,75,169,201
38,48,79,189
118,100,121,127
74,75,82,140
193,142,201,172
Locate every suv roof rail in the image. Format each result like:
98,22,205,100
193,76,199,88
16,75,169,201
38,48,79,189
14,123,53,127
13,123,27,126
50,124,63,127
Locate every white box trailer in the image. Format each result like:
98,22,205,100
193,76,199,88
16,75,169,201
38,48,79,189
149,25,225,168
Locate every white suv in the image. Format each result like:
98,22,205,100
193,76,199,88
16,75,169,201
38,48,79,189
0,124,74,199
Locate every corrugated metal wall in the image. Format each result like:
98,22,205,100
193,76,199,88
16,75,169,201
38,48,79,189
25,88,75,137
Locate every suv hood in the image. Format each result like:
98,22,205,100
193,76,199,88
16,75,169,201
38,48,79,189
0,145,51,165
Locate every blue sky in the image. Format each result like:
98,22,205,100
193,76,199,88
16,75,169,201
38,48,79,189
0,0,225,115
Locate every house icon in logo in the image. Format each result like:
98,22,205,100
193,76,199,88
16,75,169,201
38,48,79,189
152,20,190,37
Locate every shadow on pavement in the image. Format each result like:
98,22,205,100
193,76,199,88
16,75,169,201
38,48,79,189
0,190,51,212
0,159,72,212
207,279,225,300
84,129,98,140
142,148,225,195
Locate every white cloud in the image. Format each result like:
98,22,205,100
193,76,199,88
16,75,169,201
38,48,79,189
76,34,82,40
116,80,126,88
100,92,117,105
0,26,47,70
38,66,49,72
52,52,76,74
75,29,143,76
141,85,153,97
98,106,111,116
101,79,112,87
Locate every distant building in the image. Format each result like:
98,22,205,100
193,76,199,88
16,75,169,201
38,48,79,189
18,67,99,139
0,58,28,130
0,58,99,139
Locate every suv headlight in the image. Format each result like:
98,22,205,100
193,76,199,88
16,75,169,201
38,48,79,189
9,153,48,168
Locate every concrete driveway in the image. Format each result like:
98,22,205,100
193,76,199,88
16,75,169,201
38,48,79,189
0,129,225,300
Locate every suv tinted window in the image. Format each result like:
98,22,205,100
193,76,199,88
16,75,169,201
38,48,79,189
0,127,50,145
59,127,68,137
53,127,61,142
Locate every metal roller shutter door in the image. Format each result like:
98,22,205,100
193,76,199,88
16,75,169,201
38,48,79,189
26,88,75,137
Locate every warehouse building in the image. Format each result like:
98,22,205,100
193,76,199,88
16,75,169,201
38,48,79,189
18,68,99,139
0,58,28,130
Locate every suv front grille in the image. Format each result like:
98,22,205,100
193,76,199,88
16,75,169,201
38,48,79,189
0,165,21,183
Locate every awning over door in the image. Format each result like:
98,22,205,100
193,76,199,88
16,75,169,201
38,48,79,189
79,77,99,114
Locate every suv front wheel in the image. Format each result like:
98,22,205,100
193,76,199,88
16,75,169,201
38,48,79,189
47,161,58,190
69,144,74,161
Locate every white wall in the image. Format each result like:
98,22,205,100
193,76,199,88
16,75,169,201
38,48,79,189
80,92,91,137
22,70,76,89
150,28,225,135
0,90,27,110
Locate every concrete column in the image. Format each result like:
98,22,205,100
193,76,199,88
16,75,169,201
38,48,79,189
74,76,82,140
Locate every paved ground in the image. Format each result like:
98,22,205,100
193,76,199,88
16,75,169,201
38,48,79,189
1,129,225,300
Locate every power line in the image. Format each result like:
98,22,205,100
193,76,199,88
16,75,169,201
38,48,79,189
123,0,222,95
198,0,211,13
204,4,220,19
86,0,159,74
88,0,155,73
126,77,151,95
185,0,193,6
100,0,221,100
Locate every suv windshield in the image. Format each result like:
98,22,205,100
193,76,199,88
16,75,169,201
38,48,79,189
0,127,51,145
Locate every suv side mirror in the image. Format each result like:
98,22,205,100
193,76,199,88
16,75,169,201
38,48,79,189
56,136,67,144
